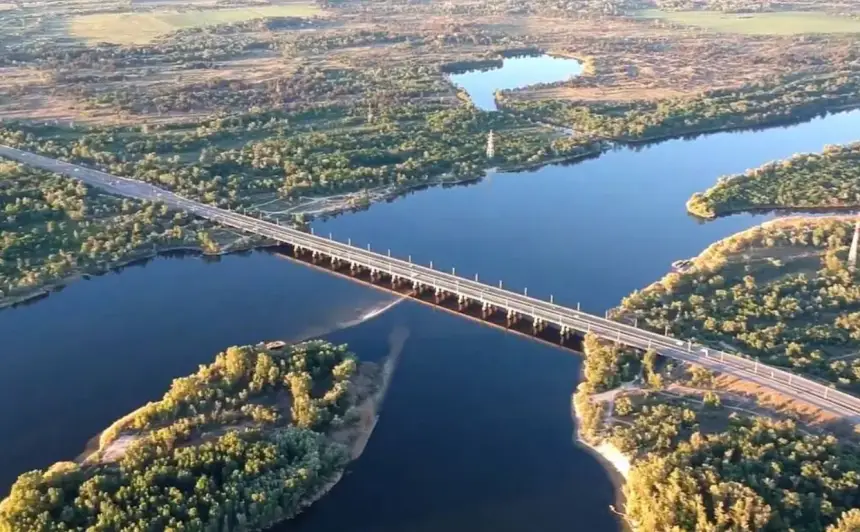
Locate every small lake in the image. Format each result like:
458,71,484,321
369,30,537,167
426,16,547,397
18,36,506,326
1,110,860,531
448,55,583,111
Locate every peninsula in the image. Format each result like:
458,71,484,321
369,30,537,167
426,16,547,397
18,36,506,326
0,340,385,531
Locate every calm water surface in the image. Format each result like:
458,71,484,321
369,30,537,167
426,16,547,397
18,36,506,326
2,110,860,531
448,55,583,111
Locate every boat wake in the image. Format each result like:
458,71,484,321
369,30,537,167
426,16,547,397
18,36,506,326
287,297,405,344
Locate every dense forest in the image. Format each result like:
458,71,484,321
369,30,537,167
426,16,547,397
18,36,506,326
616,218,860,392
0,340,372,531
0,103,599,205
687,143,860,218
0,160,214,304
501,70,860,142
574,334,860,531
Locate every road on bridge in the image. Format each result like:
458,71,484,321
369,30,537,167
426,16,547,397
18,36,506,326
2,144,859,422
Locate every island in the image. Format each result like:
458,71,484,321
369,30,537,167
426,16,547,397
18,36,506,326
687,143,860,218
0,340,386,531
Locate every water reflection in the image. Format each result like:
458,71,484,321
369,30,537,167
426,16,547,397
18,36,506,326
448,55,583,111
2,109,860,531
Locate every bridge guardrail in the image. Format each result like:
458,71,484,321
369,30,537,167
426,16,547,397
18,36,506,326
3,145,858,418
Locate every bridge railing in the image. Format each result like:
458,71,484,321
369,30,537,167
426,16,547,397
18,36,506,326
9,145,857,417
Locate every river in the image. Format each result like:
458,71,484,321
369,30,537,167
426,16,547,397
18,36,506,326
1,108,859,530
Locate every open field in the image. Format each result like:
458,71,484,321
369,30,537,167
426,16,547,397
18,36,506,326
637,9,860,35
68,3,322,44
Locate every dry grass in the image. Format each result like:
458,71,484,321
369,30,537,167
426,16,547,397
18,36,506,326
638,10,860,35
68,3,322,45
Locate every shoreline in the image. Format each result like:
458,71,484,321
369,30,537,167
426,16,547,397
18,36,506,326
3,106,857,312
688,202,860,221
0,147,604,312
570,388,633,531
292,330,404,518
571,397,631,482
0,241,262,311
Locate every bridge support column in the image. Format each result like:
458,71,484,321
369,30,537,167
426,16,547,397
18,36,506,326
507,309,518,325
350,262,358,275
457,295,467,310
391,276,399,288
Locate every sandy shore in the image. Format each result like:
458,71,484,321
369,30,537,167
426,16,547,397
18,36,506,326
571,398,631,481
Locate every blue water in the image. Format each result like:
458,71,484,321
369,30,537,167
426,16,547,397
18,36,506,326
448,55,583,111
1,110,859,531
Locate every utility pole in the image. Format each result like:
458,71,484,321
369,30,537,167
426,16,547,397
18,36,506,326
486,130,495,159
849,219,860,272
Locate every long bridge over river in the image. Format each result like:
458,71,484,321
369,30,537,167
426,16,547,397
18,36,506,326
2,144,860,421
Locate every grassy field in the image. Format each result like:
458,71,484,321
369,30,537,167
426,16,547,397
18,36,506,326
637,10,860,35
68,3,322,45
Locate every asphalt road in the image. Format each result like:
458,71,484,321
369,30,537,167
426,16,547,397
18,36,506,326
2,144,858,422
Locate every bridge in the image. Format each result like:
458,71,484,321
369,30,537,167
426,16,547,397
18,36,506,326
2,144,860,421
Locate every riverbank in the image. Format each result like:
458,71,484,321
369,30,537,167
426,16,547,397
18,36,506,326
572,399,631,481
2,340,386,531
0,239,262,311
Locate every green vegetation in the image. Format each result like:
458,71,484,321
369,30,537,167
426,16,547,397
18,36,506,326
637,10,860,35
575,334,860,532
69,4,323,45
687,143,860,218
501,70,860,141
617,218,860,392
626,413,860,531
0,340,375,531
0,160,229,305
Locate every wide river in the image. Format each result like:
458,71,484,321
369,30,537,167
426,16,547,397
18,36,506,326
1,107,859,531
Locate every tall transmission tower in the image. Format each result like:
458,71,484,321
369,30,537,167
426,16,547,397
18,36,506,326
486,130,495,159
849,219,860,272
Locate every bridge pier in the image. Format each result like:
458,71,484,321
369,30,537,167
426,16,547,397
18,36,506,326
507,309,519,325
457,295,467,310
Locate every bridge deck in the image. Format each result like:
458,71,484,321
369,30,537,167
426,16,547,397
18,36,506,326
1,144,858,421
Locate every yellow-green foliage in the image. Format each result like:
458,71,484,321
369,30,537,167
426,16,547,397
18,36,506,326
688,143,860,219
98,340,356,450
621,219,860,391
